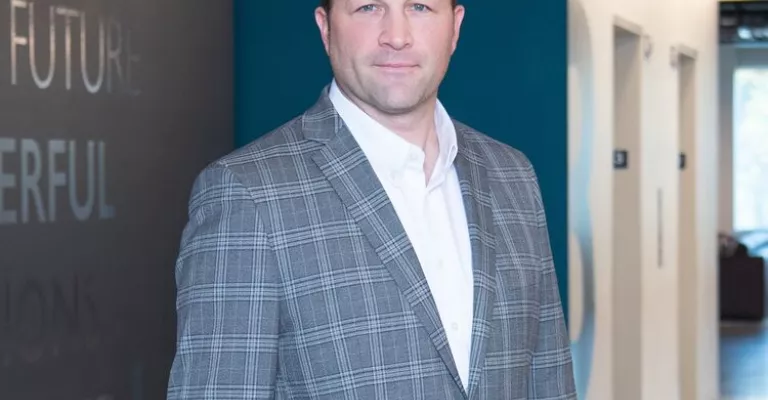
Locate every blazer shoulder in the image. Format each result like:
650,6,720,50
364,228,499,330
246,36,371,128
217,115,310,169
196,114,322,187
453,121,546,217
453,120,537,178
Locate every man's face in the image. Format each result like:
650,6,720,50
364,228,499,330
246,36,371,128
315,0,465,116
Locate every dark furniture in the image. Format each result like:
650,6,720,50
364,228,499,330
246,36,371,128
719,232,766,321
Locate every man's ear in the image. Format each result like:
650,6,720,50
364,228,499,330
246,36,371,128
451,5,465,54
315,7,331,55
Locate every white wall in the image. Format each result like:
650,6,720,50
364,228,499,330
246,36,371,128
567,0,720,399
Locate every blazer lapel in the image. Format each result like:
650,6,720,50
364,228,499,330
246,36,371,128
454,125,498,400
304,91,464,391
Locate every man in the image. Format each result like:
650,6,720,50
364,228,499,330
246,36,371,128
167,0,576,398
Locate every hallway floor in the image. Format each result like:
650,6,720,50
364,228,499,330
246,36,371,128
720,320,768,399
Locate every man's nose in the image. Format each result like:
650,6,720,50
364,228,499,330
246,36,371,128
379,10,413,50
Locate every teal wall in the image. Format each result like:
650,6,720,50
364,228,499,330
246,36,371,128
234,1,568,321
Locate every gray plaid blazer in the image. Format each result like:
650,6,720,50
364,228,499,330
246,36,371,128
167,87,576,400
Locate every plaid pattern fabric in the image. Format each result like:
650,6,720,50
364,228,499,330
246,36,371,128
167,87,576,400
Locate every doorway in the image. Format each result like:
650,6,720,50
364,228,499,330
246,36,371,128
676,46,698,400
612,17,643,400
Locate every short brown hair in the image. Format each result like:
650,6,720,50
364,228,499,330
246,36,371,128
320,0,457,11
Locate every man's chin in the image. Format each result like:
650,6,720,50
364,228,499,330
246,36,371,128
374,101,422,116
369,93,426,116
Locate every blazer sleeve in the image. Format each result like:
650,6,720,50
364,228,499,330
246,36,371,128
527,165,578,400
167,164,280,400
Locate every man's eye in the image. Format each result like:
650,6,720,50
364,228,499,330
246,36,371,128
358,4,379,12
411,4,431,12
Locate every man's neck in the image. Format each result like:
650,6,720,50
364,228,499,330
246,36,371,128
363,102,440,184
334,84,442,183
369,103,436,150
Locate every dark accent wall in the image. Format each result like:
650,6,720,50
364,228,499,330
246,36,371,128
234,1,568,321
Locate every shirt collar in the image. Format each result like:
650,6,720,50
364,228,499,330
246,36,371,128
328,79,458,182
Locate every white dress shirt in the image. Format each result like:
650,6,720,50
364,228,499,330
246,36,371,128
328,80,474,389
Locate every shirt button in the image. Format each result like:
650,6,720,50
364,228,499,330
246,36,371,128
390,171,403,185
407,149,422,163
436,259,444,269
451,322,459,331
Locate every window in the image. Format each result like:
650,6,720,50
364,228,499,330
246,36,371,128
733,67,768,231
